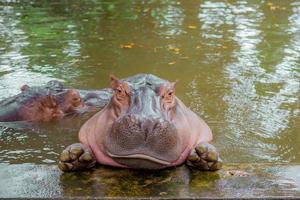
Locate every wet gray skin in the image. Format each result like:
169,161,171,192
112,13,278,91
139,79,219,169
0,81,64,122
104,74,182,169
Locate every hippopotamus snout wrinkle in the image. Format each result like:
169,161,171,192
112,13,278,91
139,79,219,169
123,114,164,139
104,114,182,168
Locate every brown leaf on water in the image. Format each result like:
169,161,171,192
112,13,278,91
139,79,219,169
270,6,277,10
267,2,280,11
120,42,134,49
167,45,180,54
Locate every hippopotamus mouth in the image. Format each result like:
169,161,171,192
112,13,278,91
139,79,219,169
104,114,182,169
106,152,173,169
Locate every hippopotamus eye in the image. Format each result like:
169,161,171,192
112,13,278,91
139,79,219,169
72,97,80,102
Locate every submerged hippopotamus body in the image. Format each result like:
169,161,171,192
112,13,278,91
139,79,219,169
59,74,222,171
0,81,111,122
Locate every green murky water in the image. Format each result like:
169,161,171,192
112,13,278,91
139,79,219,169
0,0,299,196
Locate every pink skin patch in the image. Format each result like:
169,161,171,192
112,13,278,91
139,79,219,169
170,146,192,167
89,142,127,168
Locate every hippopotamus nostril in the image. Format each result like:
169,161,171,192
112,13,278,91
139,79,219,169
128,114,137,124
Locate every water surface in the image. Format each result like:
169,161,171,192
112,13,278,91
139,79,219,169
0,0,299,166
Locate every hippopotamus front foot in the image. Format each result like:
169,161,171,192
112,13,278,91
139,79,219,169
186,142,222,171
58,143,96,172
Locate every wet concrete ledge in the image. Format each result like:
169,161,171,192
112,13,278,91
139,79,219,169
0,163,300,199
1,198,299,200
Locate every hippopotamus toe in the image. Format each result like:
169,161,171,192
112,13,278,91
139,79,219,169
58,143,96,172
186,142,222,171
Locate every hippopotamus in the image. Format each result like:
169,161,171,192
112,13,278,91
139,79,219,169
0,80,111,122
58,74,222,171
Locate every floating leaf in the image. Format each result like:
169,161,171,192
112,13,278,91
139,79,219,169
167,45,180,54
168,61,176,65
120,42,134,49
188,25,197,29
180,56,189,59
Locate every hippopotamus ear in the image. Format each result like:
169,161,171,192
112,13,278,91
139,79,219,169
170,80,178,92
158,80,178,97
110,74,131,94
110,74,120,90
20,84,30,92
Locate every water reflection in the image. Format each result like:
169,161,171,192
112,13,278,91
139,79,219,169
0,5,52,98
220,1,272,161
257,1,300,161
0,115,89,164
212,1,300,162
151,1,185,38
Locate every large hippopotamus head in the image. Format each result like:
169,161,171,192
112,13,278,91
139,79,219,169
104,74,182,169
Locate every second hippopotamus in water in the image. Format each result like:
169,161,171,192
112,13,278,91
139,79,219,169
59,74,222,171
0,80,111,122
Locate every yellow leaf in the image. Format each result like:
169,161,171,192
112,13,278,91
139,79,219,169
188,25,197,29
180,56,189,59
168,62,176,65
167,45,180,54
120,42,134,49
